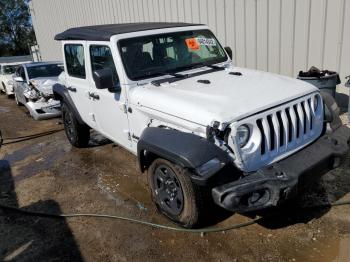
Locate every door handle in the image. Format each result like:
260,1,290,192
67,86,77,92
89,92,100,100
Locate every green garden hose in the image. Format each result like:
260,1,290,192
1,129,64,146
0,200,349,234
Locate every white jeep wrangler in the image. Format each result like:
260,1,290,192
54,23,350,228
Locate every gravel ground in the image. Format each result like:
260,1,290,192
1,93,350,261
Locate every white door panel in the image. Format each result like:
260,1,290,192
66,77,95,127
87,43,131,149
90,89,131,149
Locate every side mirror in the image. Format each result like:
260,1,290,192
92,68,121,93
14,76,24,82
224,46,233,60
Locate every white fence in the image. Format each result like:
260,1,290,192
30,0,350,92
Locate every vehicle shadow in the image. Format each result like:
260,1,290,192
244,182,331,229
335,91,349,114
0,160,83,261
198,164,240,227
88,131,112,147
199,156,350,229
243,159,350,229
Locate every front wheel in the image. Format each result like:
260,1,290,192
148,158,205,228
0,83,5,94
61,102,90,147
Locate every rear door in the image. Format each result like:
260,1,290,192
63,42,96,128
86,43,131,149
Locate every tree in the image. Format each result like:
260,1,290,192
0,0,35,56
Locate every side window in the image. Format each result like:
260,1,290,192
90,45,119,84
64,44,86,78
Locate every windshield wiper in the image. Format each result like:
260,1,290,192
158,71,188,78
206,64,225,69
178,62,225,72
151,64,224,86
151,71,189,86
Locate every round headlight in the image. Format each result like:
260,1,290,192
236,124,250,148
312,95,319,111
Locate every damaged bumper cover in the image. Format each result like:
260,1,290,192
212,125,350,213
25,99,61,120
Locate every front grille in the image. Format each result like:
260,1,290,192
230,93,323,172
256,97,315,156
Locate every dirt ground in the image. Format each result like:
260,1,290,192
1,93,350,262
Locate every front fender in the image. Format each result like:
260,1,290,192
321,91,342,131
53,83,84,124
137,127,231,184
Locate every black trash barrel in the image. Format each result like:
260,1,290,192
297,66,341,98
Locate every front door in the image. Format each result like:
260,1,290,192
87,43,131,149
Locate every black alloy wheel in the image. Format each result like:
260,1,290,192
152,164,184,216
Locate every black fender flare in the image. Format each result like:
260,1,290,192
320,91,342,131
137,127,231,184
53,83,85,125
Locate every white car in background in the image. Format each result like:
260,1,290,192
13,62,63,120
0,62,22,96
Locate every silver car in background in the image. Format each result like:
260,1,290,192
13,62,63,120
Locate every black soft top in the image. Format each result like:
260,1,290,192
54,22,203,41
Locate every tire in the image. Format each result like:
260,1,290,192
2,83,11,97
1,83,5,94
3,84,12,98
14,92,21,106
61,102,90,147
148,158,204,228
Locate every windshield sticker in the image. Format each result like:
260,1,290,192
185,38,200,50
196,37,216,46
185,37,217,50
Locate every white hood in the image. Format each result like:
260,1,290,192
29,77,59,95
129,67,318,126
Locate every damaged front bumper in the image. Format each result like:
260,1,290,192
25,99,61,120
212,125,350,213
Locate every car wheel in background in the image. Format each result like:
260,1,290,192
148,158,205,228
61,102,90,148
5,88,13,98
14,92,21,106
1,83,6,94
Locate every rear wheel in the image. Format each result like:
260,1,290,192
148,158,204,228
14,92,21,106
61,102,90,147
0,83,5,94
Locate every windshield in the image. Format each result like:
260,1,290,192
118,29,228,80
27,64,63,79
3,65,19,74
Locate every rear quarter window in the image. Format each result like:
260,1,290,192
64,44,86,78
